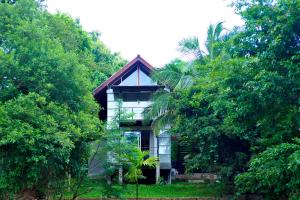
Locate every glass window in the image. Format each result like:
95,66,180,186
159,136,170,154
159,137,170,146
119,67,156,86
159,146,170,154
121,70,138,86
124,131,141,148
139,70,155,85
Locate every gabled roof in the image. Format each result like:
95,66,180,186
93,55,155,97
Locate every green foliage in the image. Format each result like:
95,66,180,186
178,21,227,62
0,0,123,198
235,139,300,199
147,0,300,198
124,150,157,183
145,59,197,134
205,21,225,60
0,93,101,197
124,149,157,200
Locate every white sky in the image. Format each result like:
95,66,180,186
46,0,243,67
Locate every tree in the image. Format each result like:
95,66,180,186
228,0,300,198
145,59,199,134
148,0,300,198
0,0,123,198
205,22,225,60
178,22,226,62
235,140,300,199
147,22,227,134
124,150,157,200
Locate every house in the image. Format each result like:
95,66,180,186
92,55,172,184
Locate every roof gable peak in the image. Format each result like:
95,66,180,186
93,55,155,96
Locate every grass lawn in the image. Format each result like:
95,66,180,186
66,180,221,199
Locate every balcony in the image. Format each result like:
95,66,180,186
107,101,152,122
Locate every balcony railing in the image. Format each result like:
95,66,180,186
107,107,147,121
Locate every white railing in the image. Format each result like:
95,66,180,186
107,107,147,121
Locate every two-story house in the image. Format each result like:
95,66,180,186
92,55,171,184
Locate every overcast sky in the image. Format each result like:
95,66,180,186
46,0,244,67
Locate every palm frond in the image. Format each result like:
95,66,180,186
124,150,157,183
152,60,185,89
214,21,224,41
142,156,158,168
178,36,203,58
205,21,225,60
144,91,173,119
145,59,199,134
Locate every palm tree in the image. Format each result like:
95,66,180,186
205,22,225,60
178,36,204,60
146,22,227,134
144,59,197,134
124,149,157,200
178,21,225,62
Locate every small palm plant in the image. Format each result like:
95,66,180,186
124,149,157,200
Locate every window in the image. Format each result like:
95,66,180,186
119,66,156,86
124,131,141,149
159,136,170,155
140,70,155,85
121,70,138,86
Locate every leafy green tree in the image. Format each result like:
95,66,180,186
235,139,300,199
0,93,100,198
0,0,123,198
148,0,300,198
167,58,250,193
101,100,136,185
227,0,300,198
147,22,228,135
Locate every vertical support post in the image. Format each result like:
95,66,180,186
107,175,112,185
118,101,123,185
137,65,140,86
118,167,123,185
155,136,160,184
156,164,160,184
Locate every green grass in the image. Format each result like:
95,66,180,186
66,180,220,199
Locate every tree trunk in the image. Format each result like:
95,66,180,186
136,180,139,200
